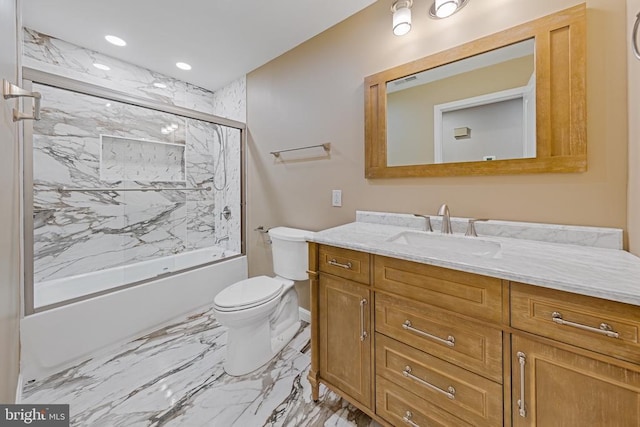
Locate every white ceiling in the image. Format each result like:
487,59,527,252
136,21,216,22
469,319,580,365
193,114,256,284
22,0,376,92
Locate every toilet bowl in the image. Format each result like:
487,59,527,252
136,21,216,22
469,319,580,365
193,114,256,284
212,226,312,376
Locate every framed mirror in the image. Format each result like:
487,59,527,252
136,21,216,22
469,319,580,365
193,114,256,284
365,4,586,178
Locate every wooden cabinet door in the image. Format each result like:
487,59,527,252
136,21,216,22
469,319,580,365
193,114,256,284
319,273,372,409
512,335,640,427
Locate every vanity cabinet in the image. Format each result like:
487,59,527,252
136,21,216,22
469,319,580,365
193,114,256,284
309,243,640,426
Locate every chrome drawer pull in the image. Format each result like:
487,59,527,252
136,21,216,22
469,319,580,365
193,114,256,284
328,259,352,269
402,320,455,347
360,299,368,341
517,351,527,417
551,311,619,338
402,411,420,427
402,366,456,400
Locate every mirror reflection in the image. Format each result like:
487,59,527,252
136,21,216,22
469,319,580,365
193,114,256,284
386,39,535,166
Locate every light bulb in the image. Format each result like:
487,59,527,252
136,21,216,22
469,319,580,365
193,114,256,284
393,4,412,36
435,0,459,18
105,35,126,47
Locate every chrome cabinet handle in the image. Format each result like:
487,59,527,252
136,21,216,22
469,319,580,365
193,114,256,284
551,311,619,338
328,259,352,269
402,366,456,400
517,352,527,417
359,299,368,341
402,411,420,427
633,12,640,60
402,320,455,347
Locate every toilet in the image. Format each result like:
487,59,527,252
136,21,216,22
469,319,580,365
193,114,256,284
213,226,313,376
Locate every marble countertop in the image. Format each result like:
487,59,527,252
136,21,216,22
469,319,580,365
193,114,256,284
309,218,640,307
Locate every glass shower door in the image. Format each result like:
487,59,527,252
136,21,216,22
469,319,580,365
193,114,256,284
29,81,242,311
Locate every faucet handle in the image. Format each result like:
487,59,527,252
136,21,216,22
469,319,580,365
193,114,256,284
412,214,433,232
465,218,489,237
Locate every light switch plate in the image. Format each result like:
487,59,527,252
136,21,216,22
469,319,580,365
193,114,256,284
332,190,342,207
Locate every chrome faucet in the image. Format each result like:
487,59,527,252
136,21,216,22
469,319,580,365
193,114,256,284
437,203,453,234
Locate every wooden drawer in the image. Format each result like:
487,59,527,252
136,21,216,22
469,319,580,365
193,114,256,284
376,375,473,427
376,334,503,427
374,255,502,324
511,282,640,364
319,245,370,284
375,292,503,382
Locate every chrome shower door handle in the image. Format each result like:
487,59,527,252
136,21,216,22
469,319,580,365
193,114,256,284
3,79,42,122
359,298,368,341
633,12,640,60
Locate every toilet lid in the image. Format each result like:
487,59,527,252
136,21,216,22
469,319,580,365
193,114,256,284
214,276,284,310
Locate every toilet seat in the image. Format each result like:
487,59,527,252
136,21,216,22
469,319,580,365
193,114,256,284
214,276,284,312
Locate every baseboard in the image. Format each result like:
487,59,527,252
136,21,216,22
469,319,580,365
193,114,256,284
15,373,23,403
299,307,310,323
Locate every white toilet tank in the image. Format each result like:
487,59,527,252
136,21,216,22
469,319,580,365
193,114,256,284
268,227,314,281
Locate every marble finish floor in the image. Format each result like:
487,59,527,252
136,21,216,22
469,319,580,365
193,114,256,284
22,308,379,427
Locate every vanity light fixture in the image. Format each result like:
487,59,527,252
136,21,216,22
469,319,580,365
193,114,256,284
391,0,413,36
105,35,127,47
93,63,110,71
393,0,469,35
429,0,469,19
176,62,192,71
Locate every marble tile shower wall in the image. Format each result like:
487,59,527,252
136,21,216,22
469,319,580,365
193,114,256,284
23,28,247,122
24,28,245,284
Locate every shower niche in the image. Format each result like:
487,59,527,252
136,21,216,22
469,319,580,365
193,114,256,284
100,135,187,183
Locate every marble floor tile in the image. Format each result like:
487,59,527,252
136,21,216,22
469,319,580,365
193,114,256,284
22,308,380,427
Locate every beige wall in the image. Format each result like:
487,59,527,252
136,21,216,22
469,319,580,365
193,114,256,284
0,0,20,403
629,0,640,256
247,0,629,309
388,55,534,166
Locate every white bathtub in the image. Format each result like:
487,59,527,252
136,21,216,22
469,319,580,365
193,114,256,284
21,252,247,381
35,246,238,308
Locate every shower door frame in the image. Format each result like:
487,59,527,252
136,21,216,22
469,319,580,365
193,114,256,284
22,67,247,315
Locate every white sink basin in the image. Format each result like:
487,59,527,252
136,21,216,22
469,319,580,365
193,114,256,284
386,231,502,258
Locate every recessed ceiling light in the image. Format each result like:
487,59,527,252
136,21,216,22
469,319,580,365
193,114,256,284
176,62,192,71
93,63,110,71
105,35,126,47
153,83,167,89
105,102,111,107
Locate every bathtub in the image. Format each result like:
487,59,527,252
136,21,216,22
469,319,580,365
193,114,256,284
35,246,239,308
21,251,247,382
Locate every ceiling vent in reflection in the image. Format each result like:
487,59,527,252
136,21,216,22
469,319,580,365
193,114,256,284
394,75,418,86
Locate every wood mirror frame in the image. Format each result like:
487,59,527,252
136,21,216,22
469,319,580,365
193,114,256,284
364,4,586,178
